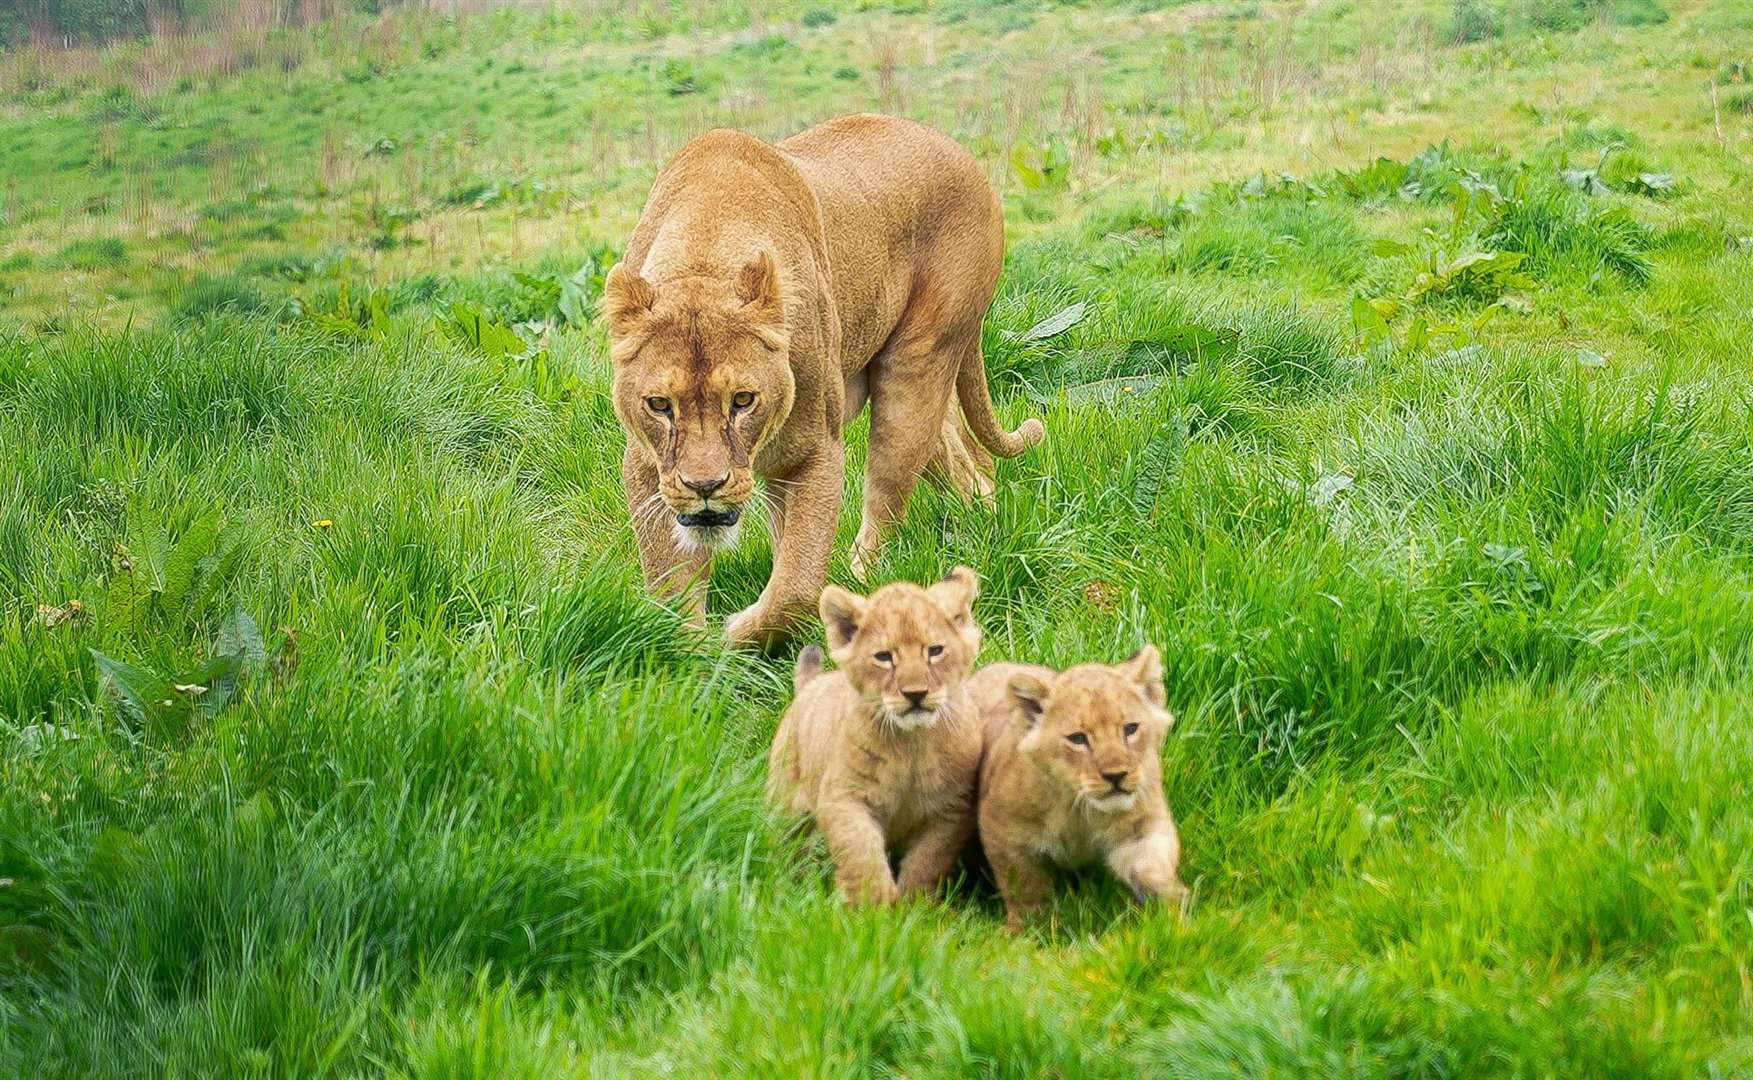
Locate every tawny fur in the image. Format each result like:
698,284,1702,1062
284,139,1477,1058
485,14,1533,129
971,647,1188,931
767,568,985,905
603,115,1044,648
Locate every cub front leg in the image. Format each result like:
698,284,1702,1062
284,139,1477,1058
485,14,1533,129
724,445,844,648
818,798,898,906
624,444,710,625
985,840,1055,933
1107,822,1187,912
895,806,976,896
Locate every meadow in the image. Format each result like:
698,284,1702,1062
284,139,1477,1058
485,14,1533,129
3,0,1753,1074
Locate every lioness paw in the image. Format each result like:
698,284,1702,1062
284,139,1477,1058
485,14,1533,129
723,605,770,646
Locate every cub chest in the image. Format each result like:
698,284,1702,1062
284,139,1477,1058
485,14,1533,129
1030,807,1114,870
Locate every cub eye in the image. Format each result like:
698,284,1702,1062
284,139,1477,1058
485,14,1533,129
873,650,893,664
1124,722,1140,736
927,644,945,658
731,391,756,410
646,396,672,415
1066,732,1089,748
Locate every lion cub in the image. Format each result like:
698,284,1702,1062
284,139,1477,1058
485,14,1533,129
971,647,1187,930
767,567,984,905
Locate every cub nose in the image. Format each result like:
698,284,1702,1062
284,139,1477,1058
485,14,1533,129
902,689,928,709
1101,770,1129,789
681,474,728,499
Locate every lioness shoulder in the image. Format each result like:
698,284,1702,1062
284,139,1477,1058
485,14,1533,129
767,568,985,905
971,647,1187,930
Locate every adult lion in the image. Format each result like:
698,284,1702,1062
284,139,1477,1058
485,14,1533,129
602,113,1043,647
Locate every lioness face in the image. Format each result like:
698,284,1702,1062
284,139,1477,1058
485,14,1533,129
602,253,795,551
819,567,982,731
1010,647,1171,813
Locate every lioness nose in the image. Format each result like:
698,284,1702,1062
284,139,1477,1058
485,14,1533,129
1101,770,1129,788
902,689,928,709
681,474,728,498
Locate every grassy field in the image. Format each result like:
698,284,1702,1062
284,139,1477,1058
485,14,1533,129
4,0,1753,1074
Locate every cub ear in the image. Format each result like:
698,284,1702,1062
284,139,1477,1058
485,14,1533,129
1123,644,1166,708
1008,671,1051,726
927,565,979,624
819,585,869,654
602,262,657,340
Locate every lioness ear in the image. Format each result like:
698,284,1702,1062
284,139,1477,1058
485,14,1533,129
602,262,656,339
819,585,868,654
1123,644,1166,708
927,566,979,624
736,251,784,320
1008,671,1051,727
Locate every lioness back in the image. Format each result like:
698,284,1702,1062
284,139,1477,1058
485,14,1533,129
779,114,1004,368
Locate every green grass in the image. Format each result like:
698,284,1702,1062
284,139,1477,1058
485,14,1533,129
4,0,1753,1075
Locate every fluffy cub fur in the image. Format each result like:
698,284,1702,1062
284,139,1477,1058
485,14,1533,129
767,567,984,905
971,647,1187,930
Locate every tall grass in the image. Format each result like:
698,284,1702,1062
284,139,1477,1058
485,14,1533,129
5,0,1753,1074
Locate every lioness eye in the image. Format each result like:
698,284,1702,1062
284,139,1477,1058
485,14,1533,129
927,644,945,658
731,391,756,410
1124,722,1140,736
646,396,672,414
873,650,893,664
1066,732,1089,748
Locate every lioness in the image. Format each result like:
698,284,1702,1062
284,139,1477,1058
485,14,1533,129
971,647,1188,931
602,114,1043,647
767,567,984,905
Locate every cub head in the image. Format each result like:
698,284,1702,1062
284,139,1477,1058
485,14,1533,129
603,252,795,551
818,567,982,731
1008,647,1172,813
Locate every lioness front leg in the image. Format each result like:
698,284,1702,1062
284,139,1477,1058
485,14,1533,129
819,799,898,906
725,446,843,648
1107,824,1187,912
624,445,710,626
894,808,976,896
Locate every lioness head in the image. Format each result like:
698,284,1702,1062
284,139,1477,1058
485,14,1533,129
819,567,982,731
602,251,795,550
1008,647,1172,813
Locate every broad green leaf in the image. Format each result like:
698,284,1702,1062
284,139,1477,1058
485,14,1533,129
104,552,152,635
1310,472,1354,507
1351,297,1392,341
1133,412,1188,516
1405,315,1430,351
160,512,220,612
1625,172,1675,196
1017,301,1087,342
1124,323,1239,364
1058,375,1164,405
1010,144,1045,190
91,649,173,727
189,651,245,717
214,607,267,667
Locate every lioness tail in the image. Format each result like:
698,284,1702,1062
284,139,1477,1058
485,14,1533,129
956,337,1045,458
794,644,825,691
